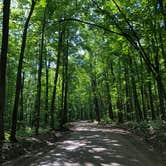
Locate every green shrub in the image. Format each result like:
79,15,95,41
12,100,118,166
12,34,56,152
100,115,112,124
5,132,10,141
125,121,137,129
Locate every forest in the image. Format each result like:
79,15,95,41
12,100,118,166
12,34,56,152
0,0,166,165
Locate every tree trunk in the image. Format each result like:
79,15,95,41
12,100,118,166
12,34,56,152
132,76,142,122
59,37,70,129
59,54,65,129
34,6,46,135
140,85,147,120
117,97,123,123
148,81,156,120
124,64,132,121
156,75,166,120
106,81,113,120
129,57,142,122
91,78,100,122
62,40,69,127
10,0,35,142
0,0,11,141
89,91,93,121
154,45,166,120
50,27,63,129
19,72,25,121
139,58,147,120
44,54,50,124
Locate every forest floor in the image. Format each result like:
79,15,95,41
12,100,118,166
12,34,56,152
2,121,166,166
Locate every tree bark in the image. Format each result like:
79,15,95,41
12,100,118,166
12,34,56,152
34,6,46,135
10,0,36,142
156,75,166,120
140,85,147,120
117,97,123,123
50,27,63,129
62,40,69,126
19,72,25,121
44,53,50,124
91,78,100,122
59,52,65,129
148,81,156,120
105,79,113,120
0,0,11,142
124,64,132,121
129,57,142,122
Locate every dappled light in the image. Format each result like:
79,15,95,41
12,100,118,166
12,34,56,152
59,140,87,151
3,121,164,166
1,0,166,165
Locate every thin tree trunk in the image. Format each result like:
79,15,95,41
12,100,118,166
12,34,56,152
140,85,147,120
62,40,69,126
19,72,25,121
34,6,46,135
124,64,131,121
89,91,93,121
154,43,166,120
44,54,49,124
156,75,166,120
139,58,147,120
148,81,156,120
59,36,69,129
131,78,140,122
59,56,65,129
0,0,11,141
144,85,151,119
10,0,35,142
50,28,63,129
129,57,142,122
106,80,113,120
91,78,100,122
117,97,123,123
116,56,124,123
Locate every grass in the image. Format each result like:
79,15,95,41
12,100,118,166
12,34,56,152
16,127,51,137
4,126,51,141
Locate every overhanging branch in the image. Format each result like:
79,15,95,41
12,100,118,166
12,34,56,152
58,18,123,36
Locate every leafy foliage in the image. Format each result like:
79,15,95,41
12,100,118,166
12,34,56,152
0,0,166,141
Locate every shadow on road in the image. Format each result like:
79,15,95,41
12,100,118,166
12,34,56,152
3,122,165,166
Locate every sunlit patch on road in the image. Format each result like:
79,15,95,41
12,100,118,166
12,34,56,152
2,121,164,166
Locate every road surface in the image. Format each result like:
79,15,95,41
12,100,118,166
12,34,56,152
3,121,165,166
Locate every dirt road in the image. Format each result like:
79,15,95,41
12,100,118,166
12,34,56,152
3,122,165,166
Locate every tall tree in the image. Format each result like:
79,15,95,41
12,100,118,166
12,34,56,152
44,51,50,124
34,5,47,135
50,27,63,129
91,0,166,119
59,39,69,129
10,0,36,142
0,0,11,141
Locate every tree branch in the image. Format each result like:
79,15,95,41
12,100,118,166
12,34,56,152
58,18,124,36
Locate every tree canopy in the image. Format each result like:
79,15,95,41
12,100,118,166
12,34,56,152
0,0,166,142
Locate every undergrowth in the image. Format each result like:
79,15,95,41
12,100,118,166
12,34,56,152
124,120,166,151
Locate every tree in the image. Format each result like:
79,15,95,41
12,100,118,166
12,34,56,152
34,4,47,135
10,0,36,142
0,0,165,142
50,26,63,129
91,0,166,119
0,0,11,141
59,38,69,129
